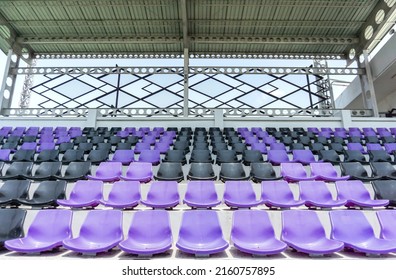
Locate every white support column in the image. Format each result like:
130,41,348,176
358,50,379,117
86,109,98,128
0,49,20,113
214,109,224,128
183,48,189,117
340,110,352,128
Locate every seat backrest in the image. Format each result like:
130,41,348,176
231,210,276,242
250,162,277,178
310,162,337,177
95,162,122,177
281,210,326,242
268,150,290,162
370,162,395,177
299,181,333,201
157,162,183,178
79,210,123,242
280,163,307,177
185,181,218,201
0,209,27,243
64,161,91,177
126,162,153,177
34,162,62,176
376,210,396,239
108,181,140,201
31,181,67,200
188,163,215,178
220,163,247,178
261,180,294,201
5,162,33,176
372,180,396,201
146,181,179,202
128,210,171,242
0,180,30,200
329,210,374,243
224,181,256,201
70,180,103,200
340,162,368,177
178,210,224,242
335,180,370,200
27,210,72,241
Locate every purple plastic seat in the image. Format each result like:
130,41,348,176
280,163,317,182
310,162,350,181
223,181,261,208
0,149,11,161
256,131,269,139
251,127,263,134
281,210,344,256
377,210,396,240
347,143,366,154
37,142,56,152
87,162,122,182
261,180,305,209
307,127,320,134
119,210,172,256
262,136,276,145
154,142,170,154
116,130,129,138
138,150,161,165
269,143,287,151
5,210,72,253
366,143,383,151
120,162,152,183
292,150,318,164
334,130,347,138
176,210,228,257
62,210,123,255
335,180,389,208
244,136,259,146
141,181,179,209
251,143,267,154
109,150,135,165
100,181,140,209
57,180,103,208
20,142,37,151
142,135,156,145
299,181,347,209
183,181,221,208
134,142,151,154
330,210,396,255
231,210,287,256
267,150,294,165
56,136,71,144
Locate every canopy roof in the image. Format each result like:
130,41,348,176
0,0,395,58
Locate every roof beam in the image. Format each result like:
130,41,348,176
180,0,189,49
0,0,176,7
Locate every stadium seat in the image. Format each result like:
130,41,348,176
340,162,380,181
299,181,346,209
100,181,140,209
119,210,172,256
120,162,153,183
54,161,91,181
335,180,388,208
318,150,341,164
223,181,261,208
376,210,396,239
57,180,103,208
154,162,184,182
250,162,282,182
87,161,122,182
108,150,134,165
280,162,317,182
183,181,220,209
189,149,213,164
372,180,396,207
328,143,345,154
0,209,27,247
4,210,72,253
17,180,67,207
370,162,396,179
219,163,249,182
0,149,11,161
241,150,263,166
330,210,396,255
231,210,286,256
0,162,33,180
23,161,62,180
215,150,239,165
261,180,305,209
58,142,74,153
0,180,31,207
12,149,35,162
176,210,228,257
134,142,151,154
281,210,344,256
61,149,85,163
292,150,318,165
140,181,179,209
310,162,350,181
187,163,217,181
62,210,123,255
368,150,392,162
163,150,187,165
267,150,294,165
36,149,60,162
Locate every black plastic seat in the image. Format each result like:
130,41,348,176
228,136,242,145
58,142,74,153
36,149,60,162
83,127,94,134
0,180,30,207
328,143,345,154
6,136,21,143
87,149,110,164
219,163,249,182
116,142,132,150
340,162,380,181
231,143,247,155
343,150,367,163
2,142,18,150
17,180,67,208
193,142,209,150
189,149,213,164
163,150,187,165
368,150,392,162
173,141,190,154
348,136,363,143
109,136,122,145
250,162,282,183
308,143,325,154
96,142,112,151
280,136,293,146
330,136,345,144
23,161,62,180
12,149,35,162
370,162,396,179
0,162,33,180
0,209,26,247
77,142,94,153
382,136,396,144
90,136,105,145
318,150,342,164
297,136,311,146
372,180,396,207
153,162,184,182
315,136,328,145
242,150,264,166
290,143,305,150
0,162,4,173
365,136,380,144
126,136,139,145
61,149,85,163
187,163,216,180
212,143,228,155
73,136,88,144
54,161,91,181
21,136,37,143
216,150,240,165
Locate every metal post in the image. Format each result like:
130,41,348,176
183,48,189,117
19,56,36,108
0,49,20,113
358,50,379,117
